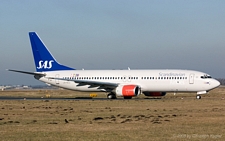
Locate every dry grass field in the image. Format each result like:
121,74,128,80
0,87,225,141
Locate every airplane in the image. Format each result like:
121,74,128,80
8,32,220,99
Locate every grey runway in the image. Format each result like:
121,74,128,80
0,96,102,101
0,96,161,101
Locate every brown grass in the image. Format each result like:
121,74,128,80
0,87,225,141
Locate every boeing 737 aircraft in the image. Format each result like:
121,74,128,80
8,32,220,99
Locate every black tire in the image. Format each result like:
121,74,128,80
196,95,201,99
124,96,132,99
107,93,117,99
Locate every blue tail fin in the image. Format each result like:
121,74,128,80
29,32,75,72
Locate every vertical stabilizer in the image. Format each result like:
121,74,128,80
29,32,75,72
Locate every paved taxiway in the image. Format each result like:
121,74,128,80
0,96,163,101
0,97,96,101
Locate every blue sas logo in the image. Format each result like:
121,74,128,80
37,60,54,69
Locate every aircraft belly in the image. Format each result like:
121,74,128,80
142,81,188,92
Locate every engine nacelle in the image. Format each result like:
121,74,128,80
115,85,141,97
143,92,166,97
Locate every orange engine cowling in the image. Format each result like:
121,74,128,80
115,85,141,97
143,92,166,97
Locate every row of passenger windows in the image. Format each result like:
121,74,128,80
143,77,187,80
62,76,188,80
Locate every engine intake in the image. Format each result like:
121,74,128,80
115,85,141,97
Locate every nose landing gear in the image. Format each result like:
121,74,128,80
196,95,201,99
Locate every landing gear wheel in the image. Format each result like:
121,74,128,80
107,93,117,99
124,96,132,99
196,95,201,99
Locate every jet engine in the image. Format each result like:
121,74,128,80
115,85,141,97
143,92,166,97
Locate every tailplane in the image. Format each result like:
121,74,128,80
29,32,75,72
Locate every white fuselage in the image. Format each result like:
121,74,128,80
37,69,220,93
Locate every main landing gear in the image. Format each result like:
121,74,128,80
107,92,117,99
107,93,133,99
196,95,201,99
124,96,132,99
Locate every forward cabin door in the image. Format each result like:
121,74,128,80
189,74,194,84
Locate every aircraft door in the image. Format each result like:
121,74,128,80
55,74,60,84
189,74,194,84
128,75,131,82
123,75,127,82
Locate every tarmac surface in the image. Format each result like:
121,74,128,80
0,96,162,101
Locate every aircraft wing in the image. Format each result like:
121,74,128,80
51,78,119,90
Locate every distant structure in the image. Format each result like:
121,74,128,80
0,86,13,91
0,85,58,90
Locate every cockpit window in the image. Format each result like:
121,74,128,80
201,75,212,79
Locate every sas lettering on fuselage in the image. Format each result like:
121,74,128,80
159,72,186,77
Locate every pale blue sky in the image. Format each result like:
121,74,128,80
0,0,225,85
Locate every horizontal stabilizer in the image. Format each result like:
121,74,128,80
7,69,46,76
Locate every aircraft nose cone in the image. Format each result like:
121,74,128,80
213,79,220,88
